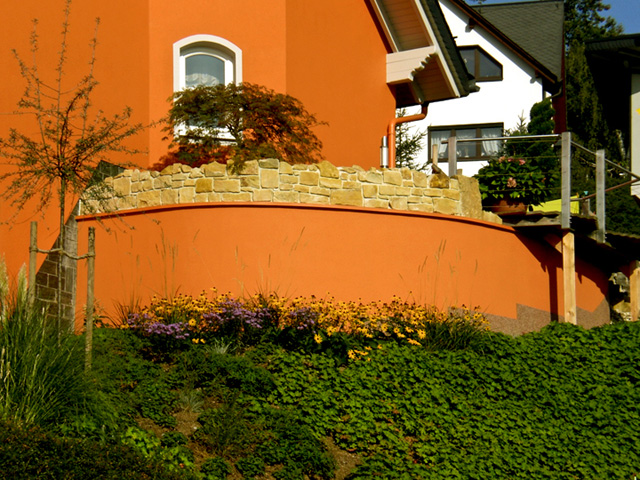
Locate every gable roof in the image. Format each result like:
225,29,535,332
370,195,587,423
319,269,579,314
368,0,477,107
448,0,564,92
471,0,564,80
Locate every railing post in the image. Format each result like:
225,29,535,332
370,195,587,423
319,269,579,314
596,149,606,243
448,135,457,177
561,132,572,229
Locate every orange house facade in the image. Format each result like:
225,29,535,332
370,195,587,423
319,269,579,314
0,0,619,334
0,0,472,276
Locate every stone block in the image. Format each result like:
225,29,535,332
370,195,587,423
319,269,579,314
318,160,340,178
196,178,214,193
383,170,403,186
259,158,280,169
457,175,484,220
362,184,378,198
261,169,279,188
153,175,172,189
413,171,428,187
280,184,293,191
378,184,396,196
116,196,137,210
401,167,412,180
208,193,223,202
274,191,299,203
188,169,204,179
310,186,330,196
331,190,363,207
443,189,461,201
203,162,227,177
423,188,443,197
130,181,141,193
214,179,241,193
253,190,273,202
171,180,185,189
299,171,319,186
161,189,179,205
342,181,359,189
184,179,196,187
482,211,503,224
194,193,208,203
280,174,299,184
429,173,450,188
139,171,151,181
434,197,459,215
113,177,131,196
364,198,389,209
137,190,162,207
396,186,411,196
390,197,408,210
294,184,310,193
319,178,342,189
279,161,294,174
222,192,252,202
160,164,181,175
178,188,195,203
408,204,434,213
240,160,259,175
300,193,330,205
241,176,260,189
131,170,140,182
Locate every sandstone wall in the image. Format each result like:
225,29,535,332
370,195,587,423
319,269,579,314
82,159,499,222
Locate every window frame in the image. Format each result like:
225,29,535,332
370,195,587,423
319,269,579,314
428,123,504,162
173,34,243,92
458,46,503,82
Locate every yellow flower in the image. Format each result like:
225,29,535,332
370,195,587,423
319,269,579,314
314,333,322,344
188,319,196,327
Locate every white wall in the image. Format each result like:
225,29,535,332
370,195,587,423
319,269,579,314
632,73,640,198
406,0,548,176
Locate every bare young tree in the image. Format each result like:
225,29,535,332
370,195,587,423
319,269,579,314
0,0,145,329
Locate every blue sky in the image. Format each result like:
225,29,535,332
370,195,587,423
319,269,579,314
472,0,640,34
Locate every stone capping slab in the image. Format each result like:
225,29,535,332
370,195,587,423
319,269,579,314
82,159,500,223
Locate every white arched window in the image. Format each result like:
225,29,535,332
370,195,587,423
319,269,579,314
173,34,243,92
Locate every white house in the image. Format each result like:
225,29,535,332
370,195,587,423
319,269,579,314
409,0,564,176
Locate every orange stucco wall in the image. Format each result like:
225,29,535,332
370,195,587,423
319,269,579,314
0,1,396,278
74,204,609,334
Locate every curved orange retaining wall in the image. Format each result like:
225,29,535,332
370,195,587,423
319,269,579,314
75,203,609,335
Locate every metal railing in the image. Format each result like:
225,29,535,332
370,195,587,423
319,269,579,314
440,132,640,243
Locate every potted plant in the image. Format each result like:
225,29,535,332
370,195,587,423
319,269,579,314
475,156,551,214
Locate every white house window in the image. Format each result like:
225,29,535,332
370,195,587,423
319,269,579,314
173,34,243,92
429,124,503,161
459,46,502,82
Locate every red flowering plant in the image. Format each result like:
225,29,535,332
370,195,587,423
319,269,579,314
475,155,551,206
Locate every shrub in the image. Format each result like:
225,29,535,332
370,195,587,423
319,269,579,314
0,421,196,480
164,82,325,172
201,456,232,480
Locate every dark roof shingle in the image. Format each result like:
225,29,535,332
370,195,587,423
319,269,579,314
471,0,564,80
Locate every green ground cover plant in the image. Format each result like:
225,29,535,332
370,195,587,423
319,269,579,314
2,285,640,479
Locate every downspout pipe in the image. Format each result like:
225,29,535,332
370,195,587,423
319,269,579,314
387,104,428,169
